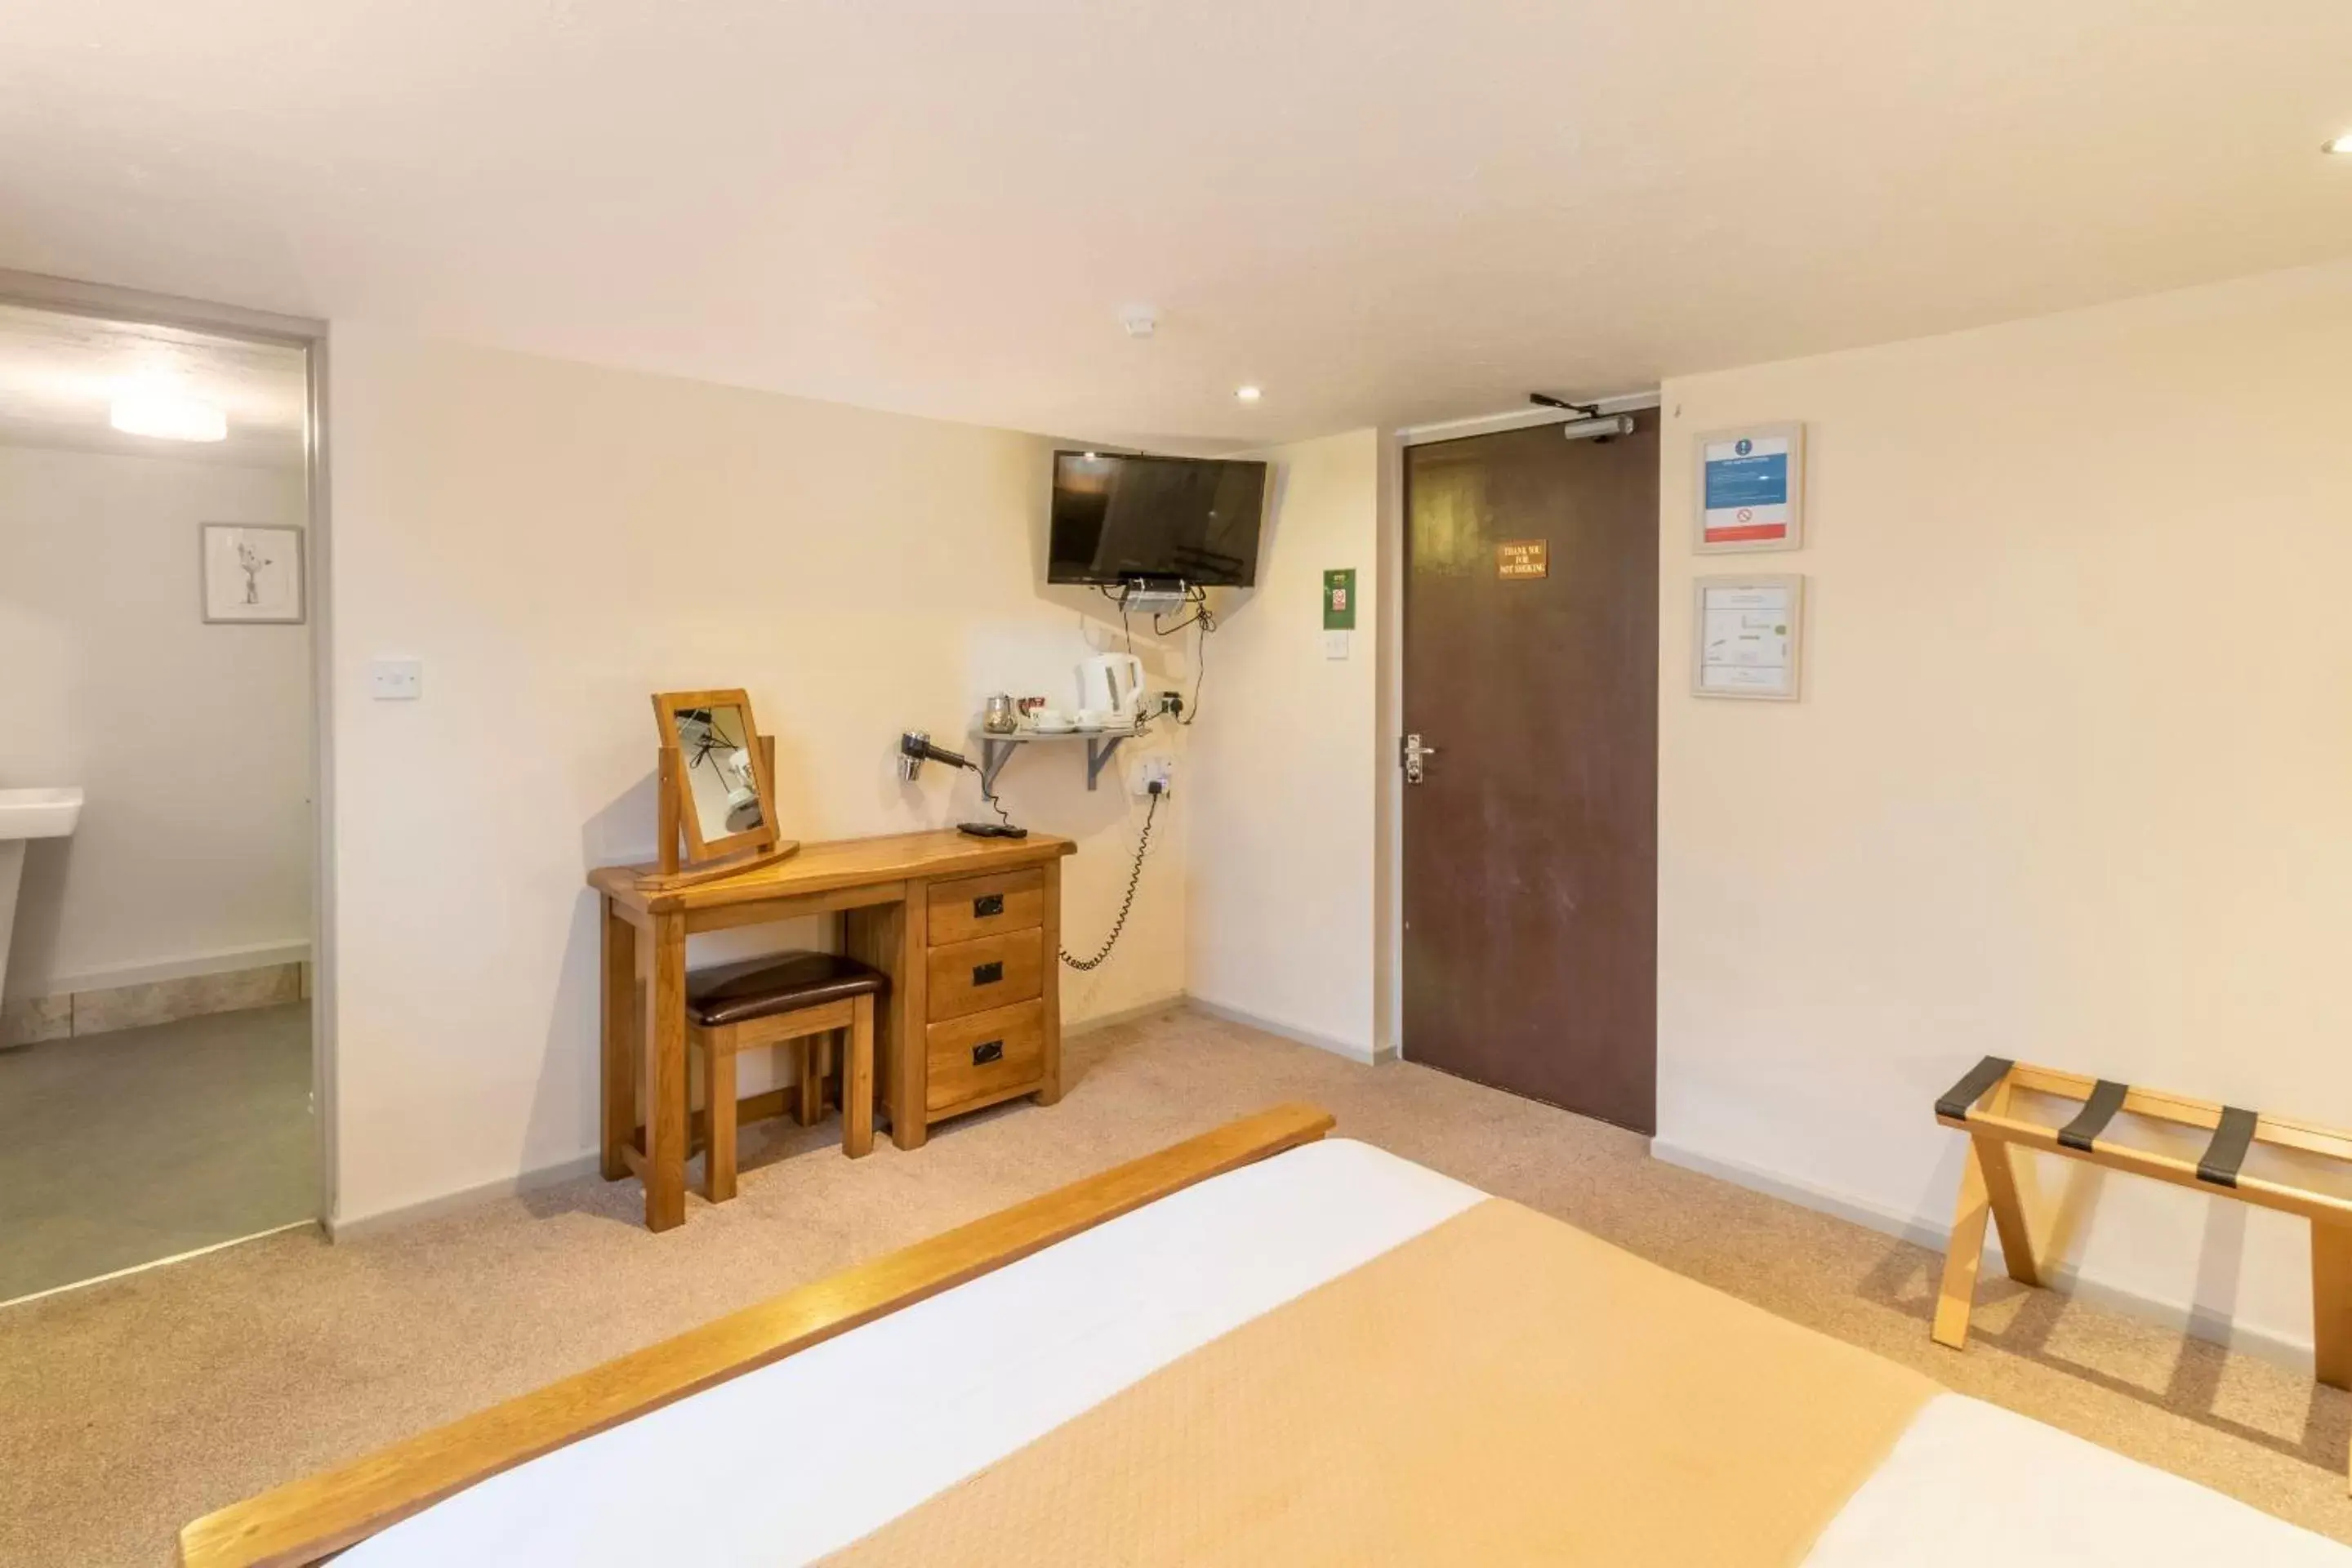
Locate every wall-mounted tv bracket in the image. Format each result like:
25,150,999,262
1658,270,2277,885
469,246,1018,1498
1116,579,1192,617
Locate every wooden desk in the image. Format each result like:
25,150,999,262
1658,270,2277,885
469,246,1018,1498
590,830,1076,1231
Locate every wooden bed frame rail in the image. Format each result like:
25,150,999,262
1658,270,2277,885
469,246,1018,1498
179,1102,1338,1568
1930,1056,2352,1490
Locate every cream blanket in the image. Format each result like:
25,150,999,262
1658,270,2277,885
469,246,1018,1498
822,1197,1936,1566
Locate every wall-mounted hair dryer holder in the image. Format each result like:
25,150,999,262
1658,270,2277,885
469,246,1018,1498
897,730,971,782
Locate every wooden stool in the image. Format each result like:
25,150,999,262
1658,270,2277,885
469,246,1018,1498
684,952,884,1202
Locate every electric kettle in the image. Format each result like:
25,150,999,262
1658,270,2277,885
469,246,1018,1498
1076,653,1147,720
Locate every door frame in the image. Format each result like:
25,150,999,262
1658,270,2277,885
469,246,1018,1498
1377,390,1663,1063
0,266,338,1230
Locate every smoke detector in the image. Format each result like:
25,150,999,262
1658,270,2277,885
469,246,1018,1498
1120,305,1157,339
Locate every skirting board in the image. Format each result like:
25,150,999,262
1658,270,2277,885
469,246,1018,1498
1650,1135,2316,1375
44,940,312,997
1184,995,1396,1067
335,991,1193,1241
1063,991,1192,1038
1,956,310,1047
327,1150,607,1243
331,991,1367,1244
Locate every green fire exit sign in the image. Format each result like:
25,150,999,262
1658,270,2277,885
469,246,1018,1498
1323,568,1356,630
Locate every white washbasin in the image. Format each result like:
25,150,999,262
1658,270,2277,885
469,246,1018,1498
0,786,82,841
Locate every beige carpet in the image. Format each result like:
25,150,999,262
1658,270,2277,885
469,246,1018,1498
2,1006,2347,1566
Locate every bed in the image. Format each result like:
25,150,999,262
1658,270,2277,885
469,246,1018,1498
181,1103,2352,1566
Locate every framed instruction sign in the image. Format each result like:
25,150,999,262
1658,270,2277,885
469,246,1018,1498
1692,575,1804,701
1695,422,1805,552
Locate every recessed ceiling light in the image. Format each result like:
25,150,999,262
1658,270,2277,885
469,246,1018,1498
2326,132,2352,154
110,390,227,442
1236,385,1263,403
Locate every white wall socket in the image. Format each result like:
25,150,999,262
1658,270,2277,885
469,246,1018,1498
1131,755,1176,797
370,657,423,701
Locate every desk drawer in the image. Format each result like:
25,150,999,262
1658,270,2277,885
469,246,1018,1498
926,929,1043,1022
926,1000,1045,1110
927,867,1045,946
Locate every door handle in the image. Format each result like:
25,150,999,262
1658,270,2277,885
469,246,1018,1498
1399,733,1438,785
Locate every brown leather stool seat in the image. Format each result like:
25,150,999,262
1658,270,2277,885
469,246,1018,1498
684,951,886,1201
686,951,887,1026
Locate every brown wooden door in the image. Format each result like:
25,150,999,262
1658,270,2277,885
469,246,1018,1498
1401,414,1659,1133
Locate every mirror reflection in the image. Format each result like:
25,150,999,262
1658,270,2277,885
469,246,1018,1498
673,704,764,840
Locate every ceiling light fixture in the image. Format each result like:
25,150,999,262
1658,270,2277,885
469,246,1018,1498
109,390,227,443
1235,385,1262,403
2327,132,2352,154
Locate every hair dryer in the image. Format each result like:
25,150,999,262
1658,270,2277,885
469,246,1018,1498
898,732,976,776
897,731,1027,839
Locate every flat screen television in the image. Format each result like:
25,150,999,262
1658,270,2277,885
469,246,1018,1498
1048,451,1269,588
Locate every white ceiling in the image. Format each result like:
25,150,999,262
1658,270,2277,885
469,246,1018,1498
0,303,305,467
6,2,2351,447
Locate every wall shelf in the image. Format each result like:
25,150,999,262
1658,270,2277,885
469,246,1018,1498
976,724,1143,795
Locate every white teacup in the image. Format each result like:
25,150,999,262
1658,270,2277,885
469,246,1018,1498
1029,709,1073,731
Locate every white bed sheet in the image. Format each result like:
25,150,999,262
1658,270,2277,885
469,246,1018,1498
1806,1392,2350,1566
346,1137,2352,1566
344,1138,1483,1566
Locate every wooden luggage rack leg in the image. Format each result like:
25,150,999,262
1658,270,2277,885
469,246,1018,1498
1929,1054,2352,1493
1931,1056,2044,1352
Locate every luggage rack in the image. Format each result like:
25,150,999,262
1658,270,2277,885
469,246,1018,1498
1931,1055,2352,1488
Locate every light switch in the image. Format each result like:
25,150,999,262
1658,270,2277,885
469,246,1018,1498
370,657,423,701
1324,630,1350,660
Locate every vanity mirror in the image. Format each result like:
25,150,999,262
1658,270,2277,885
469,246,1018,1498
648,688,796,886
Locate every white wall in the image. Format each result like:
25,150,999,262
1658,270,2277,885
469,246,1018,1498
1655,261,2352,1360
327,326,1186,1224
0,444,310,997
1186,429,1384,1058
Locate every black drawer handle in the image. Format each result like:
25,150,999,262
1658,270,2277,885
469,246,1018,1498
973,893,1004,918
972,960,1004,987
972,1039,1004,1065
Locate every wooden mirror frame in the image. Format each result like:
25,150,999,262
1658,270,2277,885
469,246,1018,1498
650,688,791,881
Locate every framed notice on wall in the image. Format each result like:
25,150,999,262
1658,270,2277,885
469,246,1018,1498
1692,575,1804,701
1694,422,1805,553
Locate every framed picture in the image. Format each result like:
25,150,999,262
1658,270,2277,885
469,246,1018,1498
1691,574,1805,701
1692,421,1805,553
201,524,305,624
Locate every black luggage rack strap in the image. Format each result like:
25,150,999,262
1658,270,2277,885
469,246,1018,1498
1931,1056,2261,1188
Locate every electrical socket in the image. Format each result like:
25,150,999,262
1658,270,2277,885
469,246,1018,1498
1131,755,1176,798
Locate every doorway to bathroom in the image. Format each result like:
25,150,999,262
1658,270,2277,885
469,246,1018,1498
0,281,327,1303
